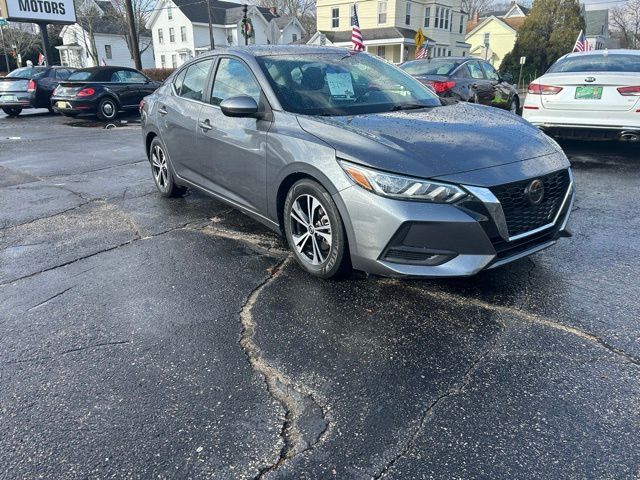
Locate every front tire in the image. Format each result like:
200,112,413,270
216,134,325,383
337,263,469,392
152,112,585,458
284,179,350,279
149,137,186,197
97,97,118,121
2,107,22,117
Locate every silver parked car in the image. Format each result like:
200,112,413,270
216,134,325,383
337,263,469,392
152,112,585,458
141,46,574,279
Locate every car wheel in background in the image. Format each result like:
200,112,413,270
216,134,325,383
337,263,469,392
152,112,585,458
97,97,118,121
2,107,22,117
149,137,187,198
284,179,351,279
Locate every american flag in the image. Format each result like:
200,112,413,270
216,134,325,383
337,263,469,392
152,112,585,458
351,5,365,51
573,30,589,52
416,41,429,59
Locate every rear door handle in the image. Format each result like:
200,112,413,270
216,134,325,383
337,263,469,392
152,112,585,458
158,106,168,115
199,119,212,131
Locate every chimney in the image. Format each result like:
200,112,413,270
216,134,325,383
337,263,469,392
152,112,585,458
473,11,479,23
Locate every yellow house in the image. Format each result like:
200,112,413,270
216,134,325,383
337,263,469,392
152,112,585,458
310,0,470,63
465,3,528,68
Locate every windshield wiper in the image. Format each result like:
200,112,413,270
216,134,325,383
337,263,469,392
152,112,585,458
390,104,430,112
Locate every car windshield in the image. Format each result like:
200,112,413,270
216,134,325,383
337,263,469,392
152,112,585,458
68,71,92,81
547,54,640,73
255,52,441,116
400,60,460,76
7,67,48,79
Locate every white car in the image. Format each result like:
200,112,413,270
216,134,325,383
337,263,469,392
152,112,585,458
523,50,640,141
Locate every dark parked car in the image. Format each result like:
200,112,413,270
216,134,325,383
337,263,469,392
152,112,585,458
400,57,520,113
51,66,161,120
141,46,573,279
0,66,75,117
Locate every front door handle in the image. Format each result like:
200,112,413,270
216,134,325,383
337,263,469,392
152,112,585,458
158,106,168,115
199,119,212,131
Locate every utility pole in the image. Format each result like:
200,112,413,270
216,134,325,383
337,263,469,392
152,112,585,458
36,23,54,66
242,4,248,46
124,0,142,69
0,23,10,72
207,0,214,50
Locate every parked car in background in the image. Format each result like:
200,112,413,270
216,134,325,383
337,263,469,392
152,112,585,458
0,66,75,117
400,57,520,114
523,50,640,141
51,66,161,121
141,46,574,279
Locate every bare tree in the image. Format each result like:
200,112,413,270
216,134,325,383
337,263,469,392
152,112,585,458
255,0,317,35
75,3,103,64
108,0,156,56
611,0,640,49
0,25,40,67
462,0,497,16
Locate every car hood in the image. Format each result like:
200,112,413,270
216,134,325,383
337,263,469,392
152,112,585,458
296,102,560,179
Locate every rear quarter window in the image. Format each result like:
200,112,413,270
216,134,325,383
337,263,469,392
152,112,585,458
68,71,92,81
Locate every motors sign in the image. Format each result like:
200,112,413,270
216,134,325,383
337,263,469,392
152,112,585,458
0,0,76,24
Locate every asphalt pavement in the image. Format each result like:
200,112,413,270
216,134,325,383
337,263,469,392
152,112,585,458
1,109,639,479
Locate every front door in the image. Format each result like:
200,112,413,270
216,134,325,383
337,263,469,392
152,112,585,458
196,57,270,214
479,62,509,108
467,61,493,105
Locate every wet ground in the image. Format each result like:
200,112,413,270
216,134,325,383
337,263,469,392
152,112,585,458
1,109,639,479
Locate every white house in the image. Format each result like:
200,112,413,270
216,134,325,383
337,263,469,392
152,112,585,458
146,0,305,69
56,0,154,69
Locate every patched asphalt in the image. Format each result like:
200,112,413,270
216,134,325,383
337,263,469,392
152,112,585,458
1,109,639,479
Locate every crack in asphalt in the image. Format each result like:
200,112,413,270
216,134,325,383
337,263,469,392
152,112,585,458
27,286,74,312
372,324,505,479
402,284,640,367
238,257,332,479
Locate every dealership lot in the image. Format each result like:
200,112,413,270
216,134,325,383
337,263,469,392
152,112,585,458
1,110,639,478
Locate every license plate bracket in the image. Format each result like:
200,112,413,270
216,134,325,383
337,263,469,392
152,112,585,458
575,86,603,99
56,101,71,109
1,94,17,102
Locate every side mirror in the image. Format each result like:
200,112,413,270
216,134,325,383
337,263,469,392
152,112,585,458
220,95,259,118
501,73,514,84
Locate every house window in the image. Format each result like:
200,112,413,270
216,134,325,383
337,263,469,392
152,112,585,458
444,9,449,30
181,26,187,42
167,5,173,20
169,27,175,42
172,54,177,68
483,32,490,46
449,11,453,31
292,33,298,42
405,2,411,25
459,14,465,34
424,6,430,27
331,7,339,28
158,28,164,44
161,55,166,67
378,1,387,24
378,46,386,58
104,44,112,59
435,7,440,28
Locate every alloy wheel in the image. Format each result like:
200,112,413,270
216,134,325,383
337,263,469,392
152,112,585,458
151,144,169,191
102,101,115,118
289,194,333,265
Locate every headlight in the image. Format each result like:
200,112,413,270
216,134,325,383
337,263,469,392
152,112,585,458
339,160,467,203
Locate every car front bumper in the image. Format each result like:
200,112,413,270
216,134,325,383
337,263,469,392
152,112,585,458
334,172,575,278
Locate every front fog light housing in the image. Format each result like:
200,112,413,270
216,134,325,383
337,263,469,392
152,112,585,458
339,160,467,203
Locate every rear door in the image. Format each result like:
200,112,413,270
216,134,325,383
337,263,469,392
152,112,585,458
196,56,270,213
466,61,493,105
157,59,214,183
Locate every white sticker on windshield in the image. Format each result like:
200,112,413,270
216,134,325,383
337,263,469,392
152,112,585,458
326,73,355,99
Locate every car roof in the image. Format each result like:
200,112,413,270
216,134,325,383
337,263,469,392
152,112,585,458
73,66,139,73
196,44,360,59
403,57,483,64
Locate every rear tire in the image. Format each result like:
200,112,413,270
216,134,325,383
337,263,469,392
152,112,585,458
149,137,187,198
2,107,22,117
97,97,118,121
284,179,351,279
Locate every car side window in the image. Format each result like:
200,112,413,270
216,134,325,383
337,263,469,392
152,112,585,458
480,62,500,81
467,62,485,80
179,59,214,102
173,68,187,95
454,65,470,78
210,58,261,106
55,69,72,80
111,71,128,82
127,71,148,83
